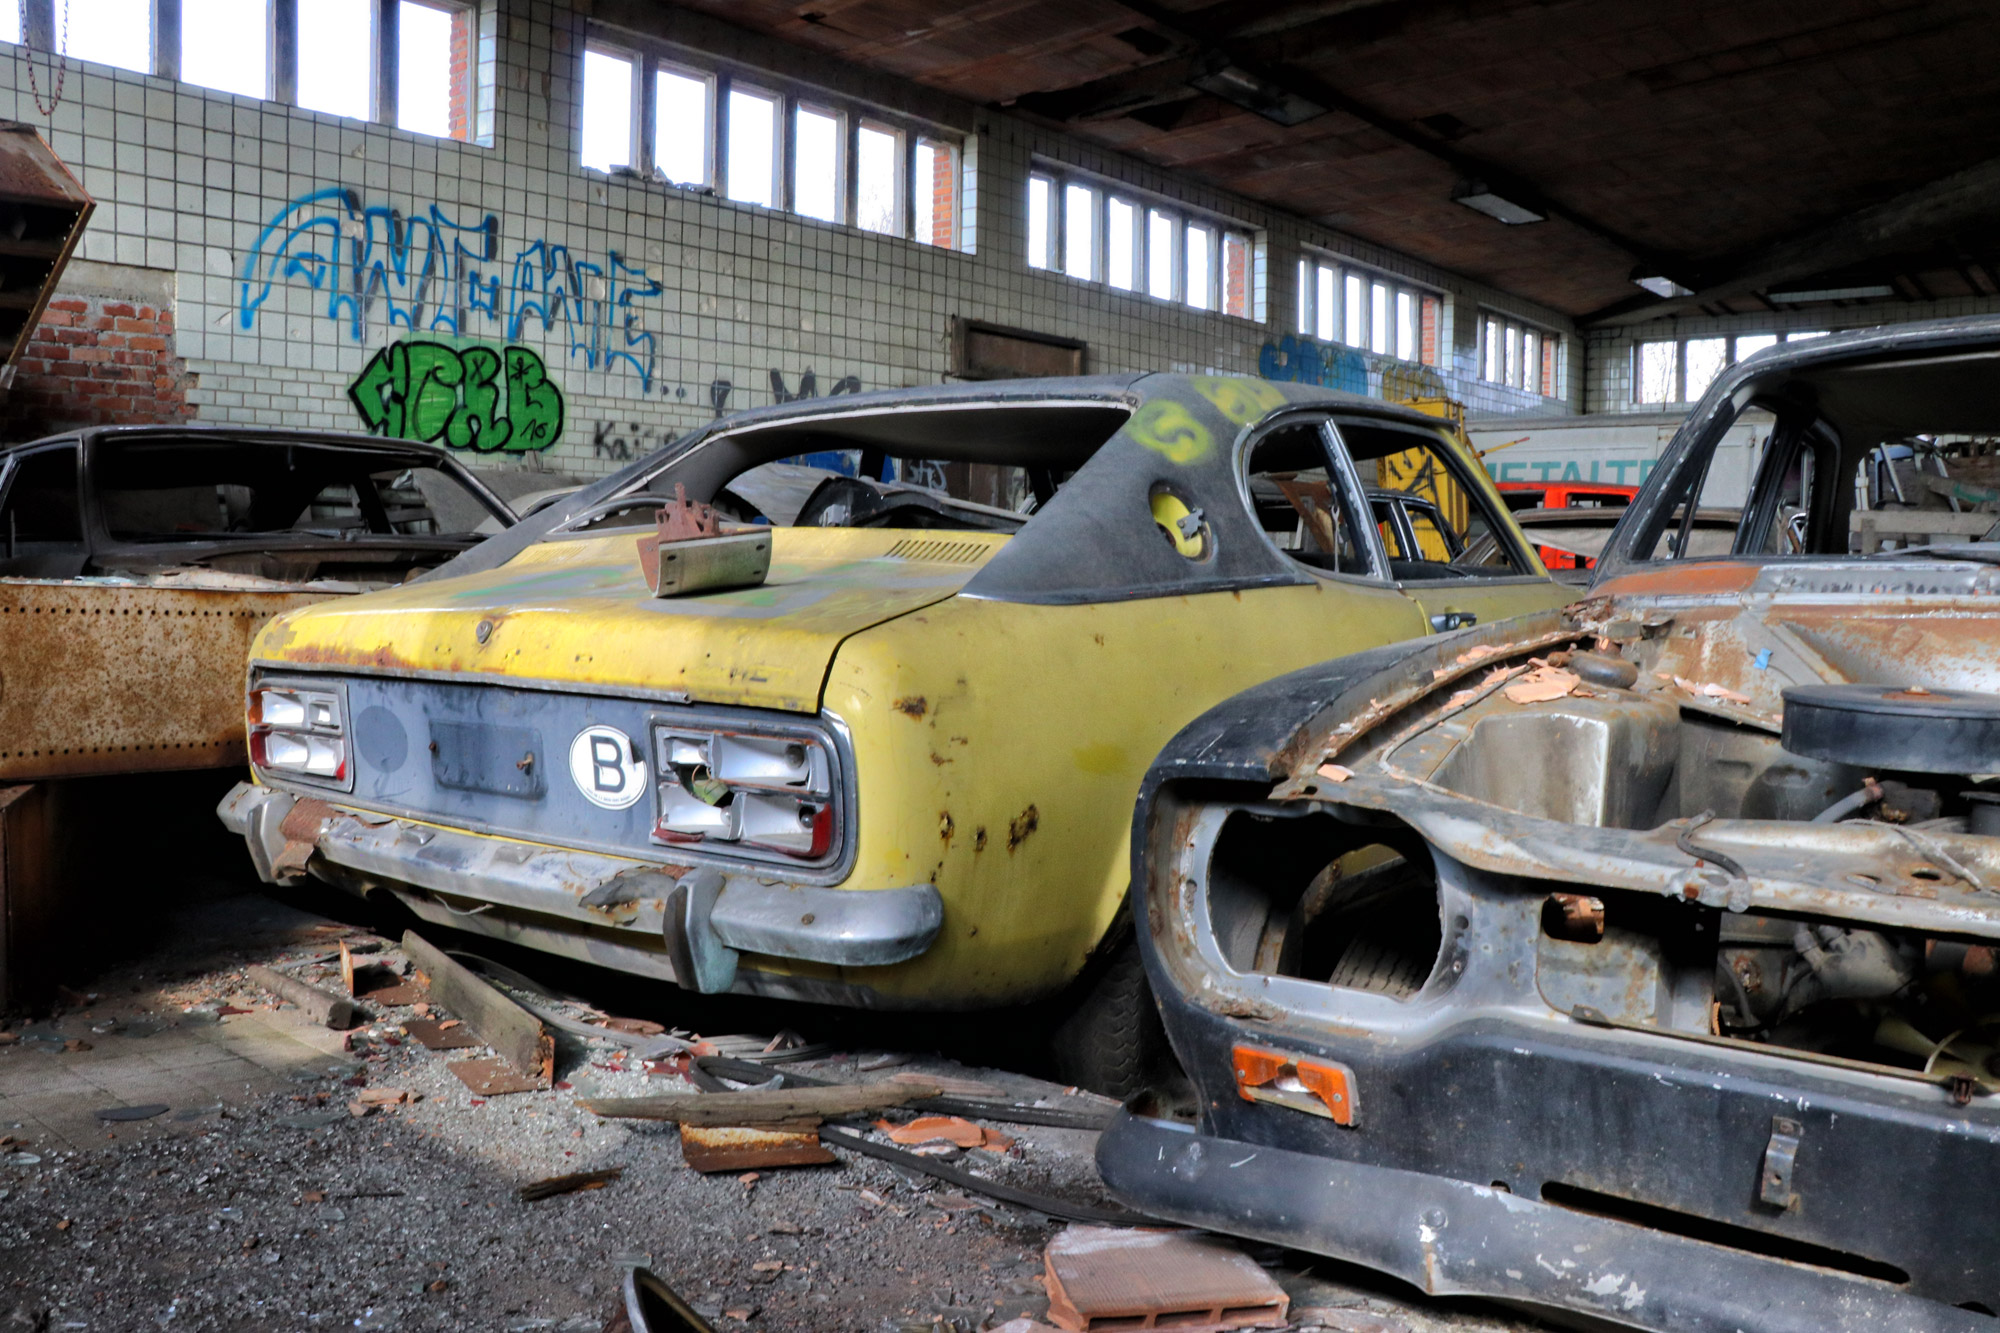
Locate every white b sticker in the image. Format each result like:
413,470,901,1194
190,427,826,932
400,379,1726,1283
569,725,648,810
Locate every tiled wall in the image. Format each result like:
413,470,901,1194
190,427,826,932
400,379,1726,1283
0,0,1581,480
1584,294,2000,414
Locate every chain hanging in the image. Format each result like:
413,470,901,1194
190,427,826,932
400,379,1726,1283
19,0,70,119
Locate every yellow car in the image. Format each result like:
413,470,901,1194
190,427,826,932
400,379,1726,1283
219,373,1563,1088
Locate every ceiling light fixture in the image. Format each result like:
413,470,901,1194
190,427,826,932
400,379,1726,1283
1766,284,1896,303
1186,51,1326,127
1450,180,1545,225
1633,274,1693,298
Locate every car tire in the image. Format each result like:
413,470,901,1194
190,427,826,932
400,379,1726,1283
1050,936,1171,1099
1327,930,1433,998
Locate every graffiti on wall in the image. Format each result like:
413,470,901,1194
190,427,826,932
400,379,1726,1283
349,340,566,453
1259,334,1368,394
242,188,664,390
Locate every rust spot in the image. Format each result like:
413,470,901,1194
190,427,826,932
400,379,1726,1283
929,751,952,766
973,826,988,852
893,696,928,719
1593,562,1760,598
1092,634,1105,646
938,811,954,844
1007,804,1040,852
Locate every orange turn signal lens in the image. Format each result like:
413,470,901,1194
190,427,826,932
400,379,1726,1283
1229,1043,1357,1127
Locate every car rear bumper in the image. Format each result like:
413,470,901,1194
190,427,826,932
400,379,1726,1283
1095,1110,1989,1333
219,782,943,996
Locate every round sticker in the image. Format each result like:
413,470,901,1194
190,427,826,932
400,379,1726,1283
569,725,649,810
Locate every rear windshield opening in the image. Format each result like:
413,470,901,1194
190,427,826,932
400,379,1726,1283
94,439,497,542
585,401,1132,536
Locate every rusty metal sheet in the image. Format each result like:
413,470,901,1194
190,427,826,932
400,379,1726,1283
0,123,92,374
0,579,329,782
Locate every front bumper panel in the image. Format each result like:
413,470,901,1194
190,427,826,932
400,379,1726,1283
1097,1111,1988,1333
220,783,941,995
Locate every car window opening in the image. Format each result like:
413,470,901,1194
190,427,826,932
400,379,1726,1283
570,402,1131,537
1243,420,1370,576
1625,343,2000,566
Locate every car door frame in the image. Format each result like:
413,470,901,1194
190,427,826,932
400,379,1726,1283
0,437,92,578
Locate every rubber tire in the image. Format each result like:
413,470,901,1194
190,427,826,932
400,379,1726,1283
1327,930,1432,998
1050,937,1171,1100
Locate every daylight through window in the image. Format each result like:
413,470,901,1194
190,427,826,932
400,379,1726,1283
1030,164,1258,318
1479,312,1560,395
1632,330,1830,405
1297,257,1440,368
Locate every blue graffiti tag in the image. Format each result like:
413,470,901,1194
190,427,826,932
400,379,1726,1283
240,189,663,391
1258,333,1368,394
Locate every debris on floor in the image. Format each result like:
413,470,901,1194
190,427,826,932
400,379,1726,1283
1041,1225,1290,1332
680,1124,836,1173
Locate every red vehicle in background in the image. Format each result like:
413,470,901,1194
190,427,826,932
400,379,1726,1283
1494,481,1637,571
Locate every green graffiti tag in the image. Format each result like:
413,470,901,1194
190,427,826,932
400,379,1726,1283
348,340,566,452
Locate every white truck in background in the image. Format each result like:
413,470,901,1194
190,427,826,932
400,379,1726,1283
1465,410,1772,509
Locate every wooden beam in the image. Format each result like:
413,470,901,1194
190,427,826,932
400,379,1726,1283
245,964,359,1030
579,1080,944,1126
401,930,553,1087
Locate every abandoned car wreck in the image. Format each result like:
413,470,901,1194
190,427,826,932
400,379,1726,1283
216,373,1566,1091
1100,319,2000,1331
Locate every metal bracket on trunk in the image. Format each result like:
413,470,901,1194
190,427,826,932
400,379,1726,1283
1759,1116,1802,1210
663,867,739,993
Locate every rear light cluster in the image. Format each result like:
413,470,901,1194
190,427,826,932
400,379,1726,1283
652,725,836,861
249,683,349,786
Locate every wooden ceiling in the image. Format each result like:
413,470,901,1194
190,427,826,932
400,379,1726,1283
660,0,2000,323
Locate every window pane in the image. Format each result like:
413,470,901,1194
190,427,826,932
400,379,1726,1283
728,89,780,208
1108,199,1138,291
182,0,269,99
1186,225,1213,310
1684,337,1728,400
658,71,712,187
792,105,838,220
1345,274,1365,347
1393,291,1415,361
62,0,152,73
914,138,955,247
1063,183,1096,280
1735,333,1779,360
1484,318,1501,381
1505,325,1520,386
0,6,18,42
297,0,373,119
1314,265,1335,341
579,49,634,171
1521,331,1539,389
1637,341,1678,403
854,122,900,234
1370,282,1389,354
1147,210,1175,299
398,1,465,139
1027,176,1053,269
1222,233,1250,318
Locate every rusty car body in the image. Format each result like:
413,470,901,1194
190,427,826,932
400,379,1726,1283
215,373,1567,1088
1098,318,2000,1329
0,425,514,783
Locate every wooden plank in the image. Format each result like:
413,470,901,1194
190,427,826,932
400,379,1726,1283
578,1080,943,1126
244,964,358,1029
400,930,553,1087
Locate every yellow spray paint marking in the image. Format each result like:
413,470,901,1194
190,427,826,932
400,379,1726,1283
1128,399,1212,464
1193,376,1287,425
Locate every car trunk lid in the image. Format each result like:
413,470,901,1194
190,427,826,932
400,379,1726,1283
254,527,1010,712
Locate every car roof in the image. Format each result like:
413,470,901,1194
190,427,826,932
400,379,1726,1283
0,422,466,462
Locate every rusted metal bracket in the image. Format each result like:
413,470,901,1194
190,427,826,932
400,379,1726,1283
1759,1116,1802,1210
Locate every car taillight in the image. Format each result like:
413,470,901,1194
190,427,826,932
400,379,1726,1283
249,684,349,785
653,724,836,860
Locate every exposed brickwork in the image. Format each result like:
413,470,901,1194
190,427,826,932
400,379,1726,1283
926,140,955,248
2,294,197,436
447,4,473,143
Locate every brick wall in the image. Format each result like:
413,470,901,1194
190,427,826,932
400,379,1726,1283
2,281,196,437
447,5,473,144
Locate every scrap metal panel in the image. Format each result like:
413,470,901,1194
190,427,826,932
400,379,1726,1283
0,123,92,379
0,580,327,782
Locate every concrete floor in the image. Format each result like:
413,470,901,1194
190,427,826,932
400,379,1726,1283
0,870,1545,1333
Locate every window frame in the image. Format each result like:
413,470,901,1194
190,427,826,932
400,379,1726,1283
1479,311,1563,397
656,60,719,190
1630,330,1830,406
579,28,965,249
1031,160,1262,320
396,0,476,140
1296,254,1442,369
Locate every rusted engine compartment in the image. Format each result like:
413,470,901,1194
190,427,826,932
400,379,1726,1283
1219,574,2000,1101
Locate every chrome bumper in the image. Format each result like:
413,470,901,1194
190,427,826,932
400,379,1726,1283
218,782,943,992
